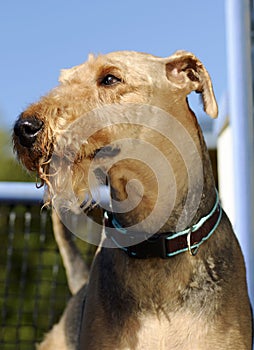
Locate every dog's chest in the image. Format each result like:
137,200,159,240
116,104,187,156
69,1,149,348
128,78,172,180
131,312,207,350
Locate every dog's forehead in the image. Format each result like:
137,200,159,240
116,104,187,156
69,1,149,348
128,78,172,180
104,50,161,63
59,51,166,83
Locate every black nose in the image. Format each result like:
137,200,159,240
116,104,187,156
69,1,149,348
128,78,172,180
14,115,44,148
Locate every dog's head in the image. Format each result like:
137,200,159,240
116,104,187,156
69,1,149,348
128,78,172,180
13,50,217,232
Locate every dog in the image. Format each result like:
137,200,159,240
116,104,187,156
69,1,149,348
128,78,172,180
13,50,253,349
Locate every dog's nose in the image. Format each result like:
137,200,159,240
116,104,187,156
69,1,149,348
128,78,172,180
14,115,44,148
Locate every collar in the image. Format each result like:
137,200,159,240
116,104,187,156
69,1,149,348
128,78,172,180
104,190,222,259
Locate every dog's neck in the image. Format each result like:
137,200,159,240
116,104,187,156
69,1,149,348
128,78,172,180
108,107,216,234
105,191,221,259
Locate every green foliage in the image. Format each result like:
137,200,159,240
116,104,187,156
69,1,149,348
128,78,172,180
0,129,35,182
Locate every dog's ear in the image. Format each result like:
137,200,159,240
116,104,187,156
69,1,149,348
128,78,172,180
165,51,218,118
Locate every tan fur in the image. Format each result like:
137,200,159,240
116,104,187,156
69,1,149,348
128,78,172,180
51,210,89,294
36,316,70,350
13,50,252,349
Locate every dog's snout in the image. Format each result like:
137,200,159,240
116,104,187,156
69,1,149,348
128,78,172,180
14,115,44,147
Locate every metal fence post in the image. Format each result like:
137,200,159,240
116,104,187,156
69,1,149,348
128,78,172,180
225,0,254,307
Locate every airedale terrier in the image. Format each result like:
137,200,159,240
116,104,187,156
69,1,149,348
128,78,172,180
13,50,252,349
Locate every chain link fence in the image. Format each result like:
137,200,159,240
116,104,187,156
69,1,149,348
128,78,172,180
0,182,94,350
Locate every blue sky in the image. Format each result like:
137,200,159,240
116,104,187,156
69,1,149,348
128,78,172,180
0,0,226,130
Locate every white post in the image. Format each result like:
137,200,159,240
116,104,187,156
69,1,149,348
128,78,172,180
225,0,254,308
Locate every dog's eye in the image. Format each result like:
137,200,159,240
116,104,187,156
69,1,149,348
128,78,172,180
100,74,122,86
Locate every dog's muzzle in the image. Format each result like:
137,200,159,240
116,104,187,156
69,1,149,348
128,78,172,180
14,115,44,148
